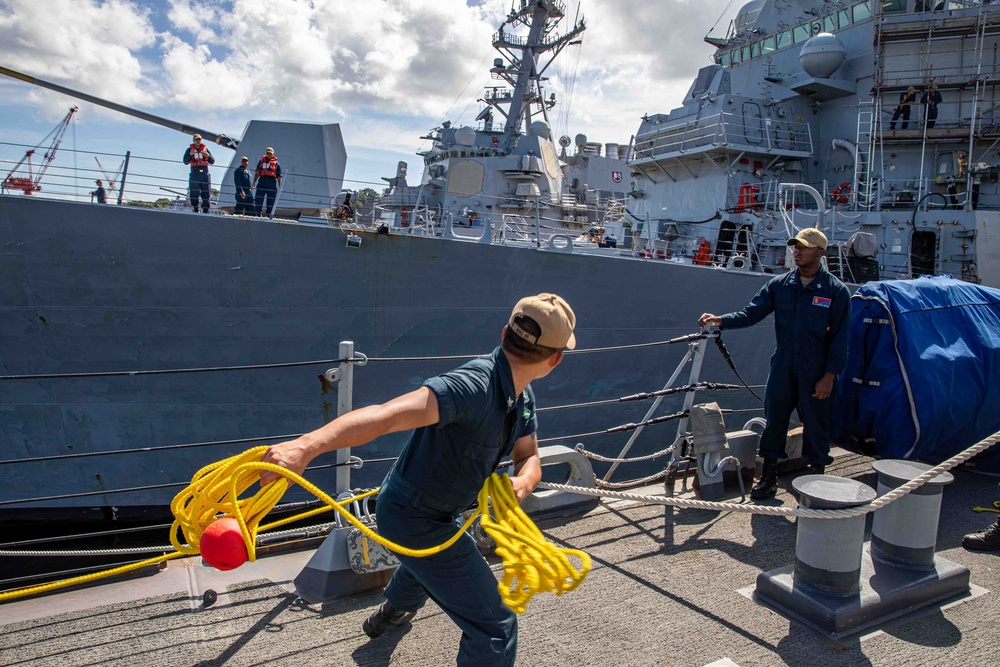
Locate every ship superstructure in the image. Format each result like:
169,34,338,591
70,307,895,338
628,0,1000,288
378,0,631,237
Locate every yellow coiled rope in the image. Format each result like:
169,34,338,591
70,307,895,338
1,447,590,612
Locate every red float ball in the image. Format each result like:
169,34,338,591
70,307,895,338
201,517,249,571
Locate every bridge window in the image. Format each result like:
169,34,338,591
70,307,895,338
853,1,872,22
824,15,837,32
793,24,810,44
882,0,906,12
760,37,776,55
776,30,792,49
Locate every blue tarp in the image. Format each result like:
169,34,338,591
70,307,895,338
834,276,1000,472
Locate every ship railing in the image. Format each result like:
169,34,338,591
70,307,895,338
0,141,371,218
878,96,1000,134
492,30,569,50
631,113,812,162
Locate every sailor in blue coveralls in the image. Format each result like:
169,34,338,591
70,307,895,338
182,134,215,213
260,293,577,666
232,156,254,215
699,228,850,500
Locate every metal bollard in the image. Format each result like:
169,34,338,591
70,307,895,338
870,460,953,570
791,475,876,596
754,471,972,640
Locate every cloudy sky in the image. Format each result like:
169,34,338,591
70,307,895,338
0,0,740,200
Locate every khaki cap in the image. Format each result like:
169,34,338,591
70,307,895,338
787,228,828,251
509,293,577,350
193,134,202,141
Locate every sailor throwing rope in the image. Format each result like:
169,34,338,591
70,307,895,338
261,293,578,667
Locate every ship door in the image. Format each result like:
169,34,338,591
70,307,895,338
910,230,938,277
742,102,764,146
716,221,737,263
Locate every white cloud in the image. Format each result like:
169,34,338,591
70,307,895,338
0,0,156,112
0,0,741,167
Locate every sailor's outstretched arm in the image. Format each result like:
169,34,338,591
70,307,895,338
509,432,541,503
260,387,440,485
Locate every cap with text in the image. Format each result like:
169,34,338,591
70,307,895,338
787,228,828,251
509,293,577,350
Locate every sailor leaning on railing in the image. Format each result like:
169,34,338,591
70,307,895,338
260,293,578,667
699,228,852,501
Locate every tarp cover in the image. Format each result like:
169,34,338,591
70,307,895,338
835,276,1000,472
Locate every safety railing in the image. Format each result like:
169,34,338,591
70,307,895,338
631,113,812,162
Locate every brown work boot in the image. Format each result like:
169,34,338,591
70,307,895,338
362,600,416,638
751,459,779,500
962,518,1000,551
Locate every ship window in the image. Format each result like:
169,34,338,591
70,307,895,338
838,10,851,28
824,15,837,32
852,1,872,22
882,0,905,12
741,45,751,61
776,30,792,49
760,37,776,55
750,42,760,58
793,24,810,44
728,50,739,66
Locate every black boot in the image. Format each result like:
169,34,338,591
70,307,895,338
806,463,826,475
362,600,416,638
962,518,1000,551
751,459,779,500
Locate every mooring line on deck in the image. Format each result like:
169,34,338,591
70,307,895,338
539,431,1000,520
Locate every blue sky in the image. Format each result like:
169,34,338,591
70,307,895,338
0,0,738,202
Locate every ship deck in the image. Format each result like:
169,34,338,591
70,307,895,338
2,449,998,667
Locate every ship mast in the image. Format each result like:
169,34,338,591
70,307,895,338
486,0,585,151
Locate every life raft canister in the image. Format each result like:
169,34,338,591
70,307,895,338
189,143,209,168
257,155,278,178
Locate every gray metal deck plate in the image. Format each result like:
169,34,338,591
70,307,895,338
1,453,998,666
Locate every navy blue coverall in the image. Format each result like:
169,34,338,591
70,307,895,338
721,267,850,466
233,165,254,215
182,144,215,212
376,346,534,666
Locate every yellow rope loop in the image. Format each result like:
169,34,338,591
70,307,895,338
479,473,591,615
973,500,1000,514
2,450,592,612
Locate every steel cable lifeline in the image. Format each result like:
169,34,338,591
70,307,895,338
0,447,591,611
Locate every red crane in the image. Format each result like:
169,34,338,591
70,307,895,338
2,106,78,195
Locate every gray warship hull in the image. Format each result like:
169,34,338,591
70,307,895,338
0,195,776,522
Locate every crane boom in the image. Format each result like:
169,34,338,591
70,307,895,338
2,106,77,195
0,65,239,149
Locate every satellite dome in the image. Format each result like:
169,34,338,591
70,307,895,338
575,133,588,146
799,33,846,79
454,126,476,146
529,120,551,138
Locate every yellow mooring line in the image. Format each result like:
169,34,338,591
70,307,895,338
0,447,591,612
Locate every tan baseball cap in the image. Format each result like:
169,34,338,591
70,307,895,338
509,293,577,350
193,134,202,141
787,228,828,251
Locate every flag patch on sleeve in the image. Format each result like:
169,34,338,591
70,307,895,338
812,296,832,308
